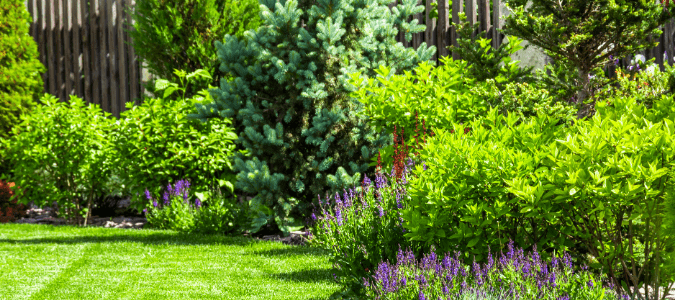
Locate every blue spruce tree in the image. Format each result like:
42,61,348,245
192,0,435,234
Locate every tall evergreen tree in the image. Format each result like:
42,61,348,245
193,0,435,234
502,0,674,117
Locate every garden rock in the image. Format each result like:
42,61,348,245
13,204,146,229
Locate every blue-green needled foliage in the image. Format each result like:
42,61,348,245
192,0,436,235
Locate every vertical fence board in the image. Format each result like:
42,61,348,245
91,0,101,106
127,0,140,105
117,0,127,114
437,0,449,61
478,0,489,38
73,0,82,97
81,0,91,103
56,0,64,100
466,0,476,40
451,0,462,59
100,0,110,112
64,0,72,98
107,0,119,116
425,0,437,62
46,0,56,96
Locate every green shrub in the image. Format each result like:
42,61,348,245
1,94,115,225
193,0,436,235
128,0,262,98
114,69,244,212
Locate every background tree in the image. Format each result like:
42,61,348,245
193,0,436,234
501,0,675,118
0,0,46,176
127,0,262,99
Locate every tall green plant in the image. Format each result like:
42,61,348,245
127,0,262,98
0,0,46,176
192,0,436,235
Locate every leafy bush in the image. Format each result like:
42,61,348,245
402,94,675,297
144,179,248,234
113,69,243,212
0,180,25,223
402,110,565,262
364,241,624,300
1,94,115,225
0,0,46,141
193,0,436,235
127,0,262,98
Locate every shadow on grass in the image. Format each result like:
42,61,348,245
252,245,331,257
0,230,258,247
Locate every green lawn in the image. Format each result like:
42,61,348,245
0,224,341,300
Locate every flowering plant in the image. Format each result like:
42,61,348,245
365,241,626,300
145,179,199,232
308,121,431,295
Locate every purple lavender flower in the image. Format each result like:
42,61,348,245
144,189,153,201
363,176,372,193
152,200,158,208
442,285,449,295
395,189,403,209
142,208,147,214
195,198,201,208
336,207,343,226
173,180,182,197
401,276,406,286
348,188,355,201
423,161,427,171
587,279,594,288
166,183,173,197
375,172,387,190
163,190,170,205
418,290,426,300
378,205,384,217
311,213,317,221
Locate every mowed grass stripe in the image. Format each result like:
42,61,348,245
0,224,339,300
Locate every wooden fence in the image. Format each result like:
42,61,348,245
25,0,143,118
22,0,675,117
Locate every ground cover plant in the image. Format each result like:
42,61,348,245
192,0,436,235
364,241,624,300
128,0,262,98
0,223,339,299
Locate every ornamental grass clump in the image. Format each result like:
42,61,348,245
365,240,626,300
308,119,433,295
